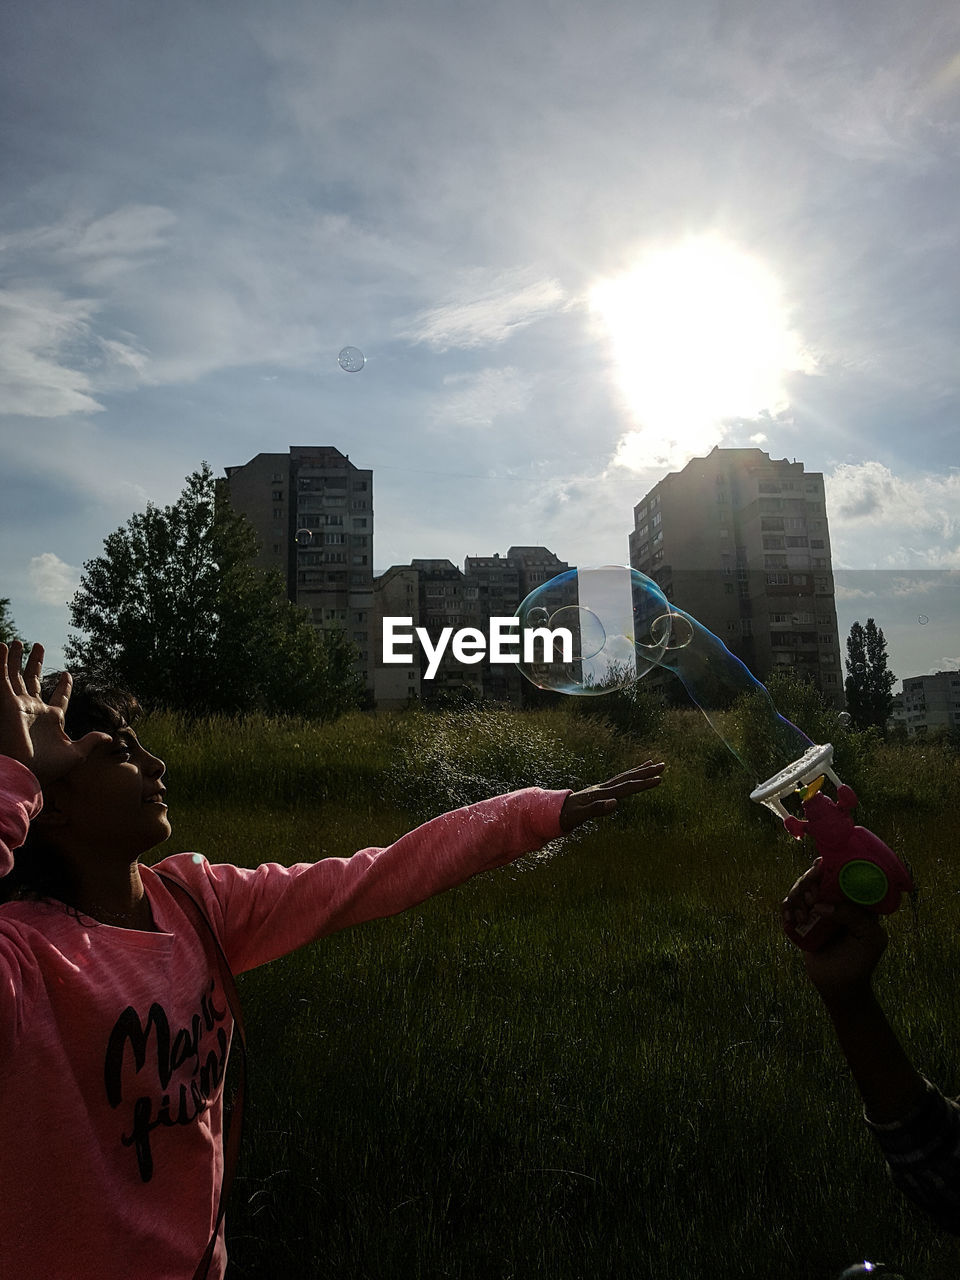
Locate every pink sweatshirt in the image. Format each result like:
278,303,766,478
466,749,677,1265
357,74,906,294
0,756,569,1280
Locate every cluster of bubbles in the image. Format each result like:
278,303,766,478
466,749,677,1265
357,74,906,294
338,346,365,372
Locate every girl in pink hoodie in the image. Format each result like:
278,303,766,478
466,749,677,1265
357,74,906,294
0,640,664,1279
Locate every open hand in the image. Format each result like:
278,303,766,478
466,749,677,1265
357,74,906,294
559,760,666,833
0,642,110,788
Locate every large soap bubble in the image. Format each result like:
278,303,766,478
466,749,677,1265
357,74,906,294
514,565,675,695
515,565,813,784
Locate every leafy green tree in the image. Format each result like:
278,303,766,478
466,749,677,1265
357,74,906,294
66,464,364,719
0,599,23,646
844,618,896,733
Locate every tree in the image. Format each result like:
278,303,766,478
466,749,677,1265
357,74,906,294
66,464,364,719
0,599,23,646
844,618,896,733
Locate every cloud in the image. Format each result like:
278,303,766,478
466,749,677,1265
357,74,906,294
431,366,534,429
0,288,105,417
401,271,566,351
825,463,960,567
1,205,178,285
29,553,81,606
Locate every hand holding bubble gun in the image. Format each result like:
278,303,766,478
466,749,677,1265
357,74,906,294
780,778,913,953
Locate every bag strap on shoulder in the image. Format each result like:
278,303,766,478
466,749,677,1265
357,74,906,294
154,869,247,1280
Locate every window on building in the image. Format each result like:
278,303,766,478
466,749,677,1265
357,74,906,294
652,512,662,527
272,490,283,501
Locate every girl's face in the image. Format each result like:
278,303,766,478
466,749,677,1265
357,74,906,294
43,724,171,860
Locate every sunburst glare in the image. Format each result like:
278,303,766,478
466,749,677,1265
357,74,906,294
589,236,814,468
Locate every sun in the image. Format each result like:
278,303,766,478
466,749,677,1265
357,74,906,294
589,236,811,465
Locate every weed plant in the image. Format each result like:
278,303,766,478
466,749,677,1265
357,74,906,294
141,704,960,1280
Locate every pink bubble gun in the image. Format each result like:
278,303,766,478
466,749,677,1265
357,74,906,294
750,744,913,952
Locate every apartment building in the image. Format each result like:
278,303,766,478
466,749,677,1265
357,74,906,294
372,548,568,706
893,670,960,737
505,546,572,605
223,445,374,689
628,447,843,702
372,564,421,707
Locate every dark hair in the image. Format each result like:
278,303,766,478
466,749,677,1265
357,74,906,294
0,671,142,907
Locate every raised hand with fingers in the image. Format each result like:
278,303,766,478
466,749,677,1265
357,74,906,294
0,641,111,788
559,760,666,833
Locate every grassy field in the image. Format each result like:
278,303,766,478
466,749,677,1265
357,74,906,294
141,703,960,1280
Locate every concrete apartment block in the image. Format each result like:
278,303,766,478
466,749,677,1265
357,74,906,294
371,564,421,708
628,446,843,703
224,445,374,691
895,670,960,737
373,548,568,706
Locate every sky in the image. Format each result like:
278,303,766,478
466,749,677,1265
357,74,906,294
2,0,959,688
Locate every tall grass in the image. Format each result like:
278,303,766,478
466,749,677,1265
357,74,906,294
140,705,960,1279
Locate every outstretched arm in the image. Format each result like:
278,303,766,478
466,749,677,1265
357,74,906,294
161,761,668,973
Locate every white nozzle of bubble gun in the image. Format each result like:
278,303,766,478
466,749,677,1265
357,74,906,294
749,744,841,820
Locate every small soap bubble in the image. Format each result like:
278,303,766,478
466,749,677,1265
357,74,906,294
918,614,929,625
836,1264,904,1279
295,528,313,546
837,711,853,728
338,346,365,372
